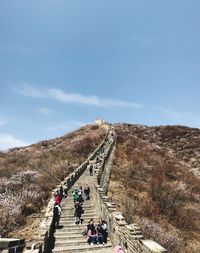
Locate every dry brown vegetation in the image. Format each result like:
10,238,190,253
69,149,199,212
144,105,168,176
108,124,200,253
0,124,105,238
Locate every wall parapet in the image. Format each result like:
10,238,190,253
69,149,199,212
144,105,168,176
93,128,167,253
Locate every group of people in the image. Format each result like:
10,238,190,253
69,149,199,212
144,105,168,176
53,185,64,227
89,149,106,176
85,218,108,246
72,185,91,225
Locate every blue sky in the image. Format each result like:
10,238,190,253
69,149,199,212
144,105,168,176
0,0,200,150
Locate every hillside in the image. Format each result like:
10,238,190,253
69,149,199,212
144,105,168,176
108,124,200,253
0,124,106,238
1,122,200,253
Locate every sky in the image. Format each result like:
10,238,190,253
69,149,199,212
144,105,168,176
0,0,200,150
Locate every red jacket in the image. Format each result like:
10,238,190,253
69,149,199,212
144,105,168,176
54,195,60,204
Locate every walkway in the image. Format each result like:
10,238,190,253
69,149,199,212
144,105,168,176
52,141,114,253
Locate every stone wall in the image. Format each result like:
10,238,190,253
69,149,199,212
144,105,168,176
93,129,167,253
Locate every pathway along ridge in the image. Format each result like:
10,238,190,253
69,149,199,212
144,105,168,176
51,127,115,253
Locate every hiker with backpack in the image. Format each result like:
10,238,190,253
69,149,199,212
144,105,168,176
72,188,79,204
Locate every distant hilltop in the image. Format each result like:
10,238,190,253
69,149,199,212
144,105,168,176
95,118,107,126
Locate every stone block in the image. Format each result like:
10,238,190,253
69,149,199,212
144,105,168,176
141,240,167,252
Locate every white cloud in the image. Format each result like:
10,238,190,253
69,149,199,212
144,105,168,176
15,84,142,108
39,107,52,116
15,83,46,97
0,133,29,151
45,120,88,132
48,88,141,108
0,120,6,127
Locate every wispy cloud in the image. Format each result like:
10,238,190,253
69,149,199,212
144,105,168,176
45,120,88,132
15,83,46,97
0,133,29,151
15,83,142,108
0,120,6,127
48,88,141,107
0,44,32,54
39,107,52,116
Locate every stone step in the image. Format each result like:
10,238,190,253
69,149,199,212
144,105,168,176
131,235,144,239
60,207,95,212
55,237,110,244
81,249,113,253
61,206,95,210
59,218,92,223
59,222,89,226
60,215,99,221
55,224,86,230
61,210,97,214
60,211,99,218
54,234,85,240
55,229,84,235
52,242,112,253
54,239,91,247
55,228,85,235
60,212,95,217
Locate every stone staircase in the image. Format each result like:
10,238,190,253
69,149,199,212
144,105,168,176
52,166,114,253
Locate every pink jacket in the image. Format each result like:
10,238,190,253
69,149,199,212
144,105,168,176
87,229,97,240
114,245,124,253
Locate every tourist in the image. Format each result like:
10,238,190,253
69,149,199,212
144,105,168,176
54,194,60,205
74,200,83,225
87,226,97,245
87,219,95,232
77,191,84,204
84,185,90,200
63,185,68,198
54,190,59,197
89,164,93,176
53,203,61,228
96,219,104,244
72,188,79,203
60,185,63,200
102,220,108,243
79,186,83,194
114,245,124,253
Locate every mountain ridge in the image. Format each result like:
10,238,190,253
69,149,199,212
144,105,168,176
1,122,200,252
